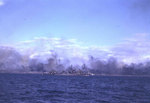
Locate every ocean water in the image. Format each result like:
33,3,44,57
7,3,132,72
0,74,150,103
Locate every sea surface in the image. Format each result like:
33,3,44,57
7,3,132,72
0,73,150,103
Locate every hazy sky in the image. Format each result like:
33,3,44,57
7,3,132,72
0,0,150,46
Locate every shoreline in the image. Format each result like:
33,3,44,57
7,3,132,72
0,72,150,77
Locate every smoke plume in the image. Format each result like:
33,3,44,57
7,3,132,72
0,35,150,75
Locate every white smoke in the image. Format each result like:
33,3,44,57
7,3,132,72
0,34,150,75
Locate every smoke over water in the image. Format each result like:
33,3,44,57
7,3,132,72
1,36,150,75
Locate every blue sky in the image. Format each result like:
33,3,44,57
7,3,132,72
0,0,150,46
